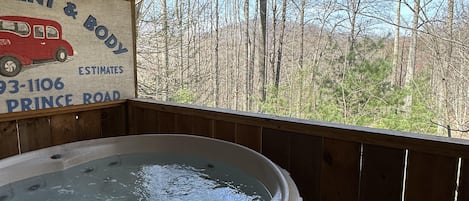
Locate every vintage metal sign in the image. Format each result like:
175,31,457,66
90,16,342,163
0,0,135,113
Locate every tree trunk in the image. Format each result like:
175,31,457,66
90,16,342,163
214,0,220,107
244,0,250,111
270,0,277,85
248,0,259,111
258,0,267,108
298,0,305,117
274,0,287,97
235,1,242,110
161,0,169,101
187,0,193,89
403,0,420,114
391,0,401,86
442,0,454,136
176,0,184,88
224,2,232,108
346,0,359,67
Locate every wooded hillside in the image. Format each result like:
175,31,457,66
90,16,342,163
135,0,469,138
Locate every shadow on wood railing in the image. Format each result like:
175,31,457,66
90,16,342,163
1,98,469,201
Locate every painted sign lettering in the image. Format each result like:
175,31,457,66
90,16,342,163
18,0,54,8
0,0,135,114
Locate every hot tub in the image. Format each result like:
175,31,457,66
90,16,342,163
0,134,301,201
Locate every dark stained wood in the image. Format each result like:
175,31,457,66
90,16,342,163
141,109,158,133
405,151,458,201
128,107,158,134
458,158,469,201
76,110,102,140
50,113,78,145
101,106,127,137
320,138,360,201
18,117,52,152
192,117,212,137
126,105,141,134
214,120,236,142
127,99,469,159
360,144,405,201
158,111,176,133
0,100,126,123
262,128,291,170
0,121,19,159
236,124,261,152
289,134,322,201
175,114,193,134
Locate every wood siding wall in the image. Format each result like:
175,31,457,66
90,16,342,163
1,99,469,201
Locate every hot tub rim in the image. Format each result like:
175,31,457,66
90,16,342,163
0,134,296,201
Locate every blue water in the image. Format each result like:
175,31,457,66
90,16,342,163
0,153,271,201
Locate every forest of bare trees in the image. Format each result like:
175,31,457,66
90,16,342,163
135,0,469,138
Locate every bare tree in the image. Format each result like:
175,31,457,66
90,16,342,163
258,0,267,107
176,0,184,88
274,0,288,97
214,0,220,107
297,0,306,117
270,0,277,85
161,0,169,101
391,0,401,86
345,0,360,67
244,0,250,110
403,0,420,114
248,0,259,111
442,0,454,137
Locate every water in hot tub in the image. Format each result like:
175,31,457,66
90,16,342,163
0,153,271,201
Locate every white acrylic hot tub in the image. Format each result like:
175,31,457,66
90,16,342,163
0,134,301,201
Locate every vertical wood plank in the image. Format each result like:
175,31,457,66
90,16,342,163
101,106,127,137
458,158,469,201
158,111,176,133
405,151,458,201
128,107,159,134
50,113,78,145
360,144,405,201
0,121,19,159
320,138,360,201
175,114,193,134
192,117,212,137
262,128,291,170
140,109,158,133
76,110,102,140
214,120,235,142
236,124,261,152
18,117,52,153
126,105,141,135
290,134,322,201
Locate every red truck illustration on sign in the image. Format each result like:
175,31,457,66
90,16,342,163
0,16,74,77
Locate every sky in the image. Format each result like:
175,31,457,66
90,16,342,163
137,0,468,37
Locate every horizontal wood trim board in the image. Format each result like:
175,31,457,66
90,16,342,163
128,99,469,158
0,100,127,123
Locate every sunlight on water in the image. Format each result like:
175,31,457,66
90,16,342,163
133,164,263,201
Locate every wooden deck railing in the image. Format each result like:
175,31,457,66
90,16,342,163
1,98,469,201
